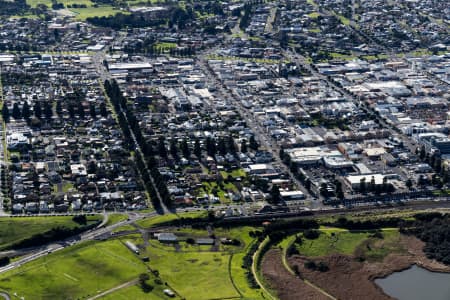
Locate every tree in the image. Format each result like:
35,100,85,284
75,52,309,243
68,104,75,119
240,139,247,153
78,101,85,118
335,181,344,200
218,138,227,156
434,157,442,173
87,160,97,174
320,182,328,197
158,137,167,158
0,257,10,267
304,260,317,270
44,102,52,119
269,185,281,204
34,102,42,119
279,30,288,49
170,139,178,159
22,101,30,120
419,145,426,160
317,261,329,272
100,102,108,117
370,176,376,192
227,136,236,154
406,178,413,190
138,273,153,293
12,103,21,119
180,139,190,158
194,139,201,158
90,103,96,119
303,229,320,239
360,177,366,193
206,137,216,157
56,101,62,116
304,178,311,190
2,104,9,123
382,177,388,193
249,135,259,151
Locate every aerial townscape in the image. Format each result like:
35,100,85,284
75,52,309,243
0,0,448,299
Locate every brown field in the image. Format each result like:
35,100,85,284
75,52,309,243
261,235,450,300
261,249,328,300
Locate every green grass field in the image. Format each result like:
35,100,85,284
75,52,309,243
144,241,239,300
135,211,207,229
220,168,246,179
103,227,260,300
132,225,262,299
308,12,320,18
26,0,91,8
70,6,123,20
0,215,101,250
298,229,370,256
25,0,122,20
101,284,178,300
296,227,404,260
0,239,147,299
112,224,137,233
105,213,128,226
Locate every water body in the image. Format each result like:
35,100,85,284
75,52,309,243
375,265,450,300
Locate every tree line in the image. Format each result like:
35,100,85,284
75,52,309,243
401,212,450,265
7,221,100,250
104,80,172,210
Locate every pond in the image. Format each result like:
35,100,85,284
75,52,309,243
375,265,450,300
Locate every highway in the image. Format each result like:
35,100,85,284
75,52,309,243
2,197,450,276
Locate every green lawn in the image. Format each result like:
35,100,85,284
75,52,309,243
337,15,350,25
101,283,178,300
298,229,369,257
138,226,261,299
330,52,356,60
25,0,121,20
112,224,137,233
220,168,246,179
0,215,101,250
0,239,147,299
135,211,207,229
70,6,122,20
26,0,91,8
143,241,239,300
296,228,404,260
155,42,177,50
126,0,165,6
105,213,128,227
0,221,267,299
200,181,238,203
309,28,321,33
308,12,320,18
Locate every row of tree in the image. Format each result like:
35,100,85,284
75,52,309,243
1,100,108,124
104,80,172,210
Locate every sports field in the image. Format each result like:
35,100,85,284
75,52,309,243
0,239,147,299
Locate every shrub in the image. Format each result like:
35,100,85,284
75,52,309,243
317,261,329,272
304,260,316,270
303,229,320,240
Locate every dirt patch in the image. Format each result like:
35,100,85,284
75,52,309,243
287,235,450,300
261,249,328,300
